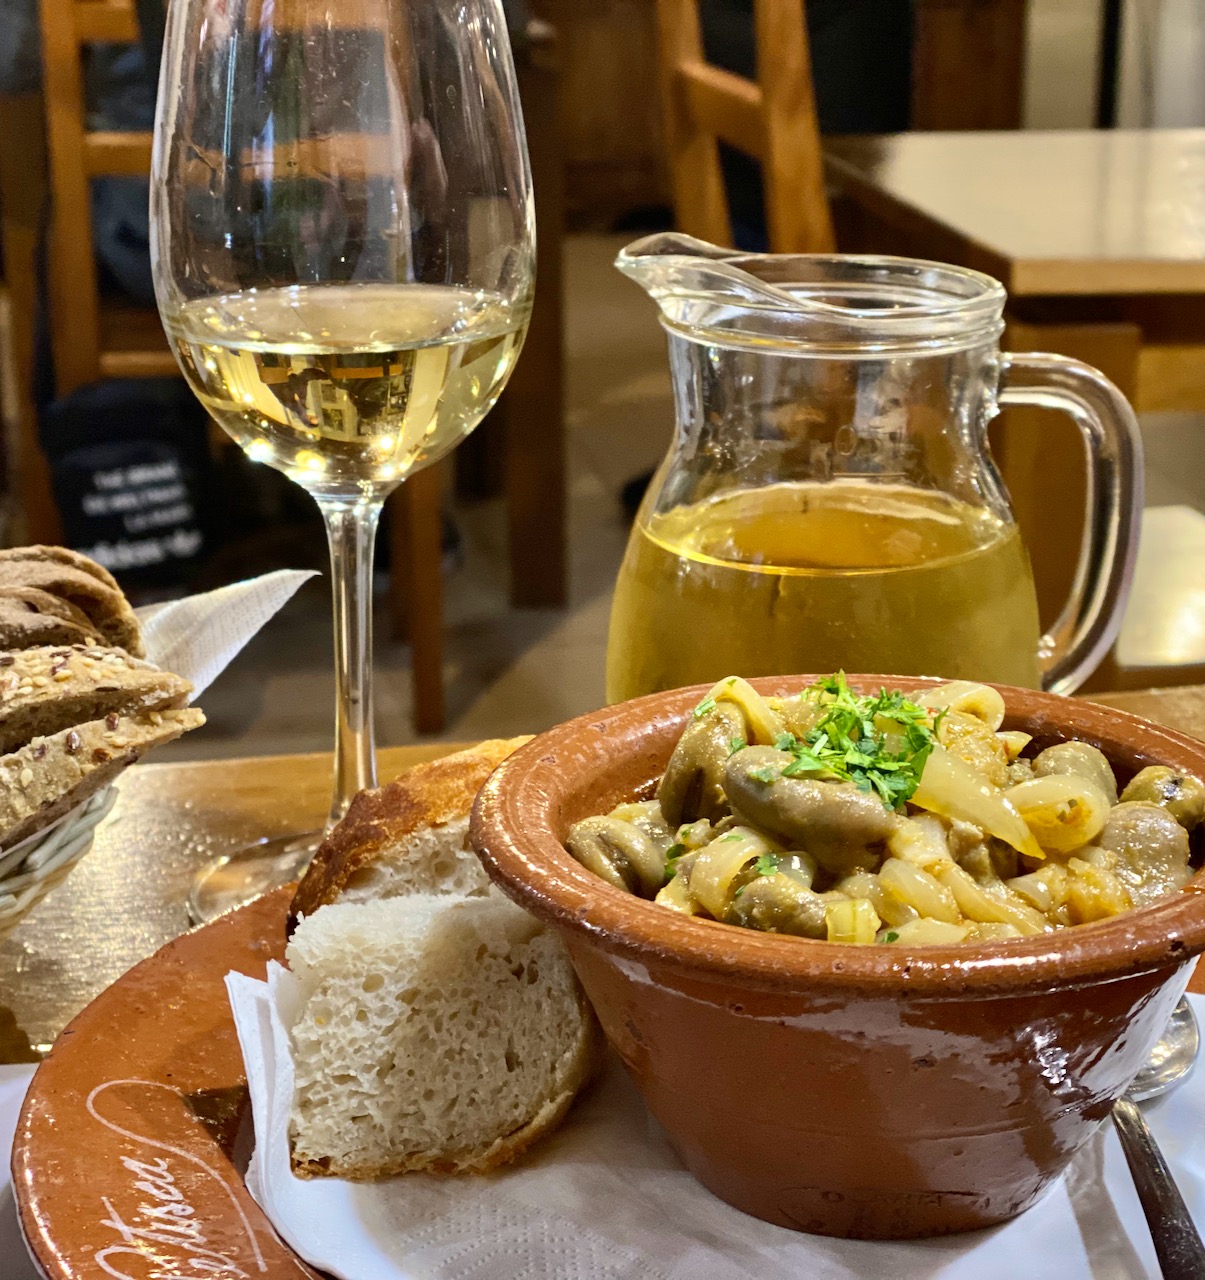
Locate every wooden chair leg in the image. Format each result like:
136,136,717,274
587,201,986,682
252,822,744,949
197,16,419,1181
0,93,62,545
388,466,445,734
507,27,567,609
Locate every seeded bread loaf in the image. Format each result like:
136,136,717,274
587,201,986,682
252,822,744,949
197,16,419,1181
0,646,191,756
0,707,204,848
0,546,121,593
286,739,597,1179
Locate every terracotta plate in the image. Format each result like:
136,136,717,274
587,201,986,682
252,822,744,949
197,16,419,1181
11,888,323,1279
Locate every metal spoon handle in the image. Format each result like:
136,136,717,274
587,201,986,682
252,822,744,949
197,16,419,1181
1113,1097,1205,1280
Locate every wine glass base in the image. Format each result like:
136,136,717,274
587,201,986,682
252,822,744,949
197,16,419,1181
188,831,323,925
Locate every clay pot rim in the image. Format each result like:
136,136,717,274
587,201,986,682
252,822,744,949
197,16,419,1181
470,676,1205,997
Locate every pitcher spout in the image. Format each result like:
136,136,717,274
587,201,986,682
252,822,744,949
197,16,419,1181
614,234,1007,351
615,234,807,314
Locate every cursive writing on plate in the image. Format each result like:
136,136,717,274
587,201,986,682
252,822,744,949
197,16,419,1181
86,1079,268,1279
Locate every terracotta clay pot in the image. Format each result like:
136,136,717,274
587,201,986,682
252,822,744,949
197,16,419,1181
470,676,1205,1240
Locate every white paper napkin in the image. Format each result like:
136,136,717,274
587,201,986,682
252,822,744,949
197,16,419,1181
136,569,317,695
227,967,1205,1280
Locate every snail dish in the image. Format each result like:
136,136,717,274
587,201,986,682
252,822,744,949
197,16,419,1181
566,674,1204,946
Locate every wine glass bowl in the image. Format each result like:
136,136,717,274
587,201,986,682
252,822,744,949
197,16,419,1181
167,285,528,495
151,0,534,919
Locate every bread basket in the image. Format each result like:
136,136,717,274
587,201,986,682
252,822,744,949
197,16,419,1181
0,568,316,939
0,787,118,938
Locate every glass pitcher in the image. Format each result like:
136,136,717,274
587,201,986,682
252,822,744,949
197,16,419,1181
607,235,1143,702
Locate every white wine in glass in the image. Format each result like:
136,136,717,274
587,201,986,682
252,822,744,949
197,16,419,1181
164,284,527,492
151,0,534,920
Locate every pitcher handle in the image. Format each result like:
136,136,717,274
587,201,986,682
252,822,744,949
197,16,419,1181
998,352,1144,696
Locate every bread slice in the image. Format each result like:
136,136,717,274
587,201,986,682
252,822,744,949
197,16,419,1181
0,590,104,650
286,894,596,1178
0,546,121,594
0,560,143,657
0,707,204,847
285,737,597,1180
291,737,530,921
0,645,191,756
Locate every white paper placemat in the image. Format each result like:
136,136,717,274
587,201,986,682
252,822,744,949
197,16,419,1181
227,968,1205,1280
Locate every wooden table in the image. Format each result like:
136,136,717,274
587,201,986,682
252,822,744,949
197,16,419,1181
0,744,459,1060
826,130,1205,686
2,689,1205,1062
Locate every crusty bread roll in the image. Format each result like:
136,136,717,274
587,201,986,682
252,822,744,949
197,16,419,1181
287,894,595,1178
290,737,529,920
286,738,597,1179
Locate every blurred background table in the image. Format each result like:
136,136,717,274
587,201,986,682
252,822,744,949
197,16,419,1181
1,684,1204,1062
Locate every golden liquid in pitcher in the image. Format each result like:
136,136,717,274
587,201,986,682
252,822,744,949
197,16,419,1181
606,481,1042,701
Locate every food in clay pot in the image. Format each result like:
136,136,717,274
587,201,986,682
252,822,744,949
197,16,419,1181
472,674,1205,1238
566,674,1202,946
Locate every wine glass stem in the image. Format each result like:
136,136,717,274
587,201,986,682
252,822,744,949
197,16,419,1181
315,494,382,829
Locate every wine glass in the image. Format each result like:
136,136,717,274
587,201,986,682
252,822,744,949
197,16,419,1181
151,0,534,921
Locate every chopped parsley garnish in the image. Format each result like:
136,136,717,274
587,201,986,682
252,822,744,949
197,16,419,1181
883,931,900,943
748,765,780,785
693,696,717,719
728,735,747,756
664,842,688,886
755,853,779,877
765,672,938,811
720,832,744,842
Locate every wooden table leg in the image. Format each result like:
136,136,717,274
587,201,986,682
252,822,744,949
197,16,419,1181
389,466,445,734
996,315,1141,683
506,26,567,609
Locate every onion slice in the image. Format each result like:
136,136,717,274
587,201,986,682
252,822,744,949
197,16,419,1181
911,743,1045,861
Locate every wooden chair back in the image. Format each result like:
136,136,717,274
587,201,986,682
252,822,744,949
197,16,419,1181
653,0,834,252
38,0,175,396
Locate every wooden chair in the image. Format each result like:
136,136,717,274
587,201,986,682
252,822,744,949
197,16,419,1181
29,0,453,732
654,0,833,253
654,0,1027,254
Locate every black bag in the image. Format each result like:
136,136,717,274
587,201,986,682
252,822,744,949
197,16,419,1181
39,380,213,587
33,0,212,589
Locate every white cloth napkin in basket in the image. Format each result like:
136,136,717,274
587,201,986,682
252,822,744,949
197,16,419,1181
227,968,1205,1280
